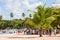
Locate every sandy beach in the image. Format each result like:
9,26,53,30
0,34,60,40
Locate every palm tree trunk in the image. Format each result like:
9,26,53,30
39,27,43,37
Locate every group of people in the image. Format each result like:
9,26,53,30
1,26,60,36
39,26,60,37
23,26,60,36
48,26,60,36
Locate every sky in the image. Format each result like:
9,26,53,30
0,0,60,20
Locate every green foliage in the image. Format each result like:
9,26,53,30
0,5,60,29
28,5,60,29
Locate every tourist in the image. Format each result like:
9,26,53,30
54,27,57,36
49,27,53,36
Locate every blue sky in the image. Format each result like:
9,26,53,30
0,0,60,20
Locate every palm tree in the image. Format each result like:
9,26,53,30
9,12,14,28
22,13,25,18
29,14,32,18
0,16,2,20
29,5,60,37
22,13,26,28
10,12,14,20
0,16,2,28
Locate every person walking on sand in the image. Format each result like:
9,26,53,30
54,27,57,36
49,27,53,36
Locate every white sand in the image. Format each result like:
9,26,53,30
0,34,60,40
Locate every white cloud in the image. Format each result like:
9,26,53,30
56,0,60,4
5,0,22,13
54,0,60,4
22,0,43,10
51,0,60,8
51,4,60,8
29,2,43,9
0,0,43,20
4,0,22,19
0,0,23,20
